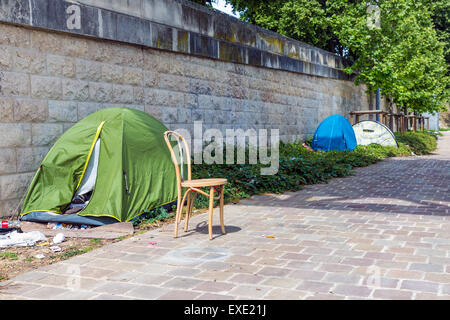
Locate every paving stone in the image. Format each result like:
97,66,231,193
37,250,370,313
386,269,424,280
373,289,413,300
333,284,372,298
265,288,309,300
323,273,362,285
125,285,170,299
400,280,440,293
260,277,298,289
163,277,205,290
256,267,292,277
228,274,265,285
228,285,271,298
409,263,444,273
158,290,202,300
92,282,136,295
290,270,326,281
296,281,334,293
21,286,70,299
193,281,235,293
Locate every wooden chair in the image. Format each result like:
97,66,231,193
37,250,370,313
163,131,227,240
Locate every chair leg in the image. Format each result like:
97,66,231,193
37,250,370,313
174,188,190,238
174,189,182,238
185,190,191,230
208,186,215,240
184,191,197,232
219,186,226,235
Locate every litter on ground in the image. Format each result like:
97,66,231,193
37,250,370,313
0,231,47,248
52,233,65,244
49,246,62,253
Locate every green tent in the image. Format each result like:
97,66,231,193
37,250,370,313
20,107,178,225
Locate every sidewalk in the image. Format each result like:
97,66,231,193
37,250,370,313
1,132,449,300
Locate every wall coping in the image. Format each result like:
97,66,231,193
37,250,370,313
0,0,351,80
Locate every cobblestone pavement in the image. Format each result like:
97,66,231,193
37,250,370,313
1,132,449,300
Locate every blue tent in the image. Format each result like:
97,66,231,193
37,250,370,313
311,114,357,151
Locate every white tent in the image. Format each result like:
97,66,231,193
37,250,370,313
353,120,398,147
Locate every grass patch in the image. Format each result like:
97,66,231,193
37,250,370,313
61,246,95,260
0,252,18,260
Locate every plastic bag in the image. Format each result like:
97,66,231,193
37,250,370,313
0,231,47,248
52,233,65,244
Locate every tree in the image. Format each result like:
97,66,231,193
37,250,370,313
330,0,448,114
430,0,450,68
227,0,344,55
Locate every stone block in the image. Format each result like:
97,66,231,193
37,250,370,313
12,48,46,74
47,54,75,78
60,36,89,59
13,98,47,122
0,46,12,70
159,74,189,92
133,87,145,104
62,79,89,101
144,105,162,121
102,64,123,83
161,106,178,123
78,102,102,120
16,146,50,172
143,70,159,87
30,75,62,99
75,59,102,81
0,24,30,48
111,84,134,104
30,30,63,54
0,198,21,218
0,172,34,200
0,71,30,96
48,100,78,122
89,82,113,102
31,123,63,146
0,97,14,122
123,67,143,86
0,148,17,174
0,123,31,147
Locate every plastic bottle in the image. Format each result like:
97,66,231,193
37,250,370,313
1,220,20,229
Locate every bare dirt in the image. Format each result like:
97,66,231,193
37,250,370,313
0,207,211,282
0,236,115,281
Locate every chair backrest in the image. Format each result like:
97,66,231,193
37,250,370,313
163,131,192,187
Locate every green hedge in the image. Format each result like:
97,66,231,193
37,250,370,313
394,131,437,155
190,140,413,208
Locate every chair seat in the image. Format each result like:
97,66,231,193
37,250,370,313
181,178,227,188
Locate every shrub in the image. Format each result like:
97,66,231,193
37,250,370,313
189,141,413,210
132,206,175,227
394,131,437,155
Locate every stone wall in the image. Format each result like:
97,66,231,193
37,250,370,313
0,0,385,217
